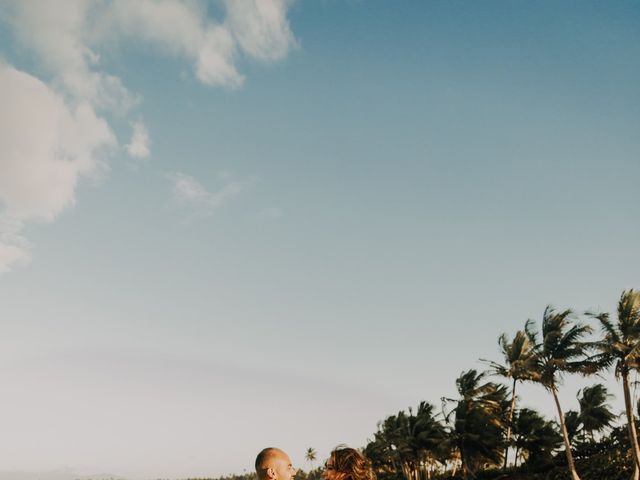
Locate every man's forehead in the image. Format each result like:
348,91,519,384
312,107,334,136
275,452,291,464
267,449,290,464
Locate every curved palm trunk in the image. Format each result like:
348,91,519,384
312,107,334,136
502,378,517,470
551,385,581,480
622,369,640,470
459,444,472,480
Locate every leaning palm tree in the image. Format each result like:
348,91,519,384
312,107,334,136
576,383,615,441
482,328,537,469
589,289,640,475
525,306,594,480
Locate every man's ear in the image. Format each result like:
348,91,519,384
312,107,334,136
267,467,277,480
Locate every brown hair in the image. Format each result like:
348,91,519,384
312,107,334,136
329,446,375,480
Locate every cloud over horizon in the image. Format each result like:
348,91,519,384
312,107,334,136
168,172,254,218
0,0,297,272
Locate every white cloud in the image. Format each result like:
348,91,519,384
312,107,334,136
196,24,244,88
223,0,298,61
126,120,150,159
103,0,298,87
0,0,297,271
104,0,245,88
3,0,298,95
168,172,252,217
0,63,116,271
3,0,137,111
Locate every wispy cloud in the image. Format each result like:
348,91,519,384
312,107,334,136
223,0,299,62
125,120,150,159
0,0,297,272
168,172,255,218
0,238,30,274
3,0,298,94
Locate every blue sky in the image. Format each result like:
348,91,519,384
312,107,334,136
0,1,639,479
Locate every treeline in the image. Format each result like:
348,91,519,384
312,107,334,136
362,289,640,480
172,289,640,480
174,468,322,480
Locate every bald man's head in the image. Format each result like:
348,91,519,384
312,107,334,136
255,448,296,480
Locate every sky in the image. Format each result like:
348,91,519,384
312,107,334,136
0,0,639,478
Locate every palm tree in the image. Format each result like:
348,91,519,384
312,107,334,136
512,408,562,468
443,369,508,479
563,410,581,444
410,401,448,479
364,428,398,477
305,448,317,479
482,328,537,469
525,306,594,480
576,384,615,441
364,411,414,480
589,289,640,474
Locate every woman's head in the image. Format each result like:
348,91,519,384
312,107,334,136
323,446,375,480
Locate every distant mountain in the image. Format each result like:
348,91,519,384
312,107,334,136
0,470,126,480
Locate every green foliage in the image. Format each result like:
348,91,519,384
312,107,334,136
576,384,615,439
364,401,448,480
443,369,508,478
513,408,562,469
563,410,581,443
194,289,640,480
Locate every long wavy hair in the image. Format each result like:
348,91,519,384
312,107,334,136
328,446,375,480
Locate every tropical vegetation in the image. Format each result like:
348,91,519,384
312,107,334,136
189,289,640,480
360,289,640,480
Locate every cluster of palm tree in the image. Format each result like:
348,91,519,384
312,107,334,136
363,289,640,480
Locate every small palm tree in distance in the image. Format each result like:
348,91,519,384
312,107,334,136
305,447,317,479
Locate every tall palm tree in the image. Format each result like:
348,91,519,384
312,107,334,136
482,328,537,469
305,447,317,478
525,306,594,480
576,383,615,441
589,289,640,474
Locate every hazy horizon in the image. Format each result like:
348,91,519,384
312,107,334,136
1,1,639,479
